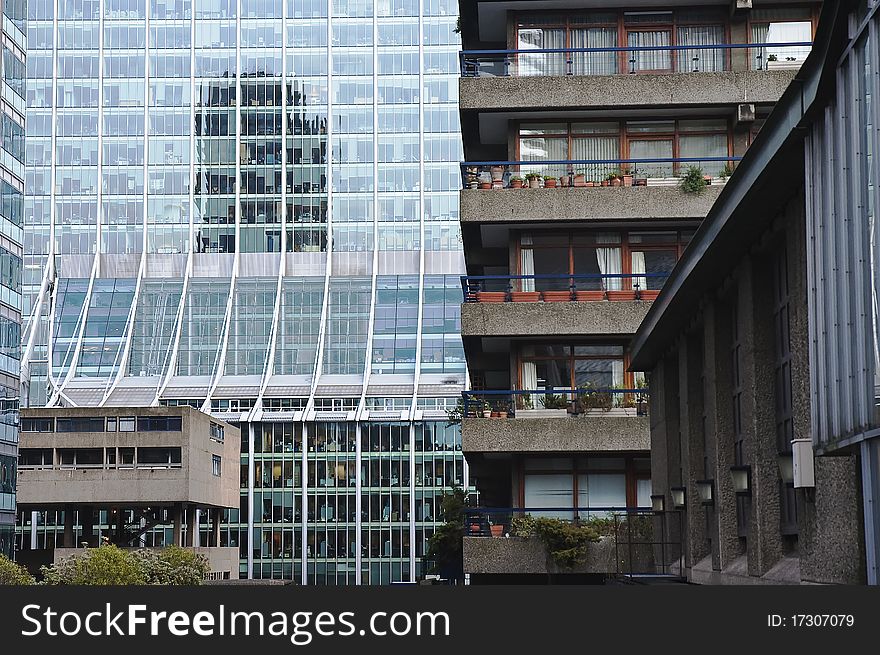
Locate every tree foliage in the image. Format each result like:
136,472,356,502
40,544,209,585
426,487,467,582
511,515,600,569
0,554,36,585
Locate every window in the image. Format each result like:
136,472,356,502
19,448,53,468
57,448,103,468
119,447,135,467
20,417,53,432
119,417,135,432
750,8,814,70
136,447,182,467
136,416,183,432
56,417,107,432
106,417,117,431
210,422,225,443
519,344,627,391
212,454,222,477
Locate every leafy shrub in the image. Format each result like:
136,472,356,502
510,515,600,569
0,554,35,585
40,543,209,585
680,166,707,195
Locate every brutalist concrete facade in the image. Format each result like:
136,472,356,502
630,0,874,584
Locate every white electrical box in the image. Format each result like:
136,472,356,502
792,438,815,488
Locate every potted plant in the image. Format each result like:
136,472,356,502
573,172,587,187
533,392,570,418
560,174,571,187
635,378,649,416
475,289,507,302
489,523,504,537
479,180,492,189
543,175,558,188
718,163,734,180
480,400,492,418
680,165,708,195
525,172,542,189
541,287,572,302
510,286,541,302
510,176,524,189
622,171,633,186
489,165,505,183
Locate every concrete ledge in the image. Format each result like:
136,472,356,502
460,69,798,111
463,536,617,575
462,416,650,453
461,184,721,223
689,553,803,585
461,299,651,337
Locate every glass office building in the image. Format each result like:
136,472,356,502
0,0,24,558
21,0,465,583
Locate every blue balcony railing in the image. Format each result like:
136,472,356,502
461,273,669,303
460,41,812,78
461,157,742,190
465,507,683,576
462,388,649,418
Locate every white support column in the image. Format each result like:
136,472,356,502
247,421,255,579
301,422,309,585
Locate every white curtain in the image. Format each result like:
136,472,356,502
676,25,724,73
627,30,671,72
520,135,568,178
751,23,771,70
518,28,565,76
596,234,622,290
680,133,727,176
629,138,674,178
612,360,624,387
631,250,647,293
520,233,535,291
570,27,617,76
577,473,626,510
521,361,539,392
571,135,619,184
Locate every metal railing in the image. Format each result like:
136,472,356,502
460,41,813,78
464,506,683,577
461,157,740,190
461,273,669,302
462,388,649,418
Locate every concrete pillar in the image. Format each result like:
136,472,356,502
63,508,75,548
212,508,221,547
703,297,743,570
171,503,182,547
114,509,125,545
739,256,785,576
185,505,196,547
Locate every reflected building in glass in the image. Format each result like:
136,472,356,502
0,0,24,559
20,0,465,583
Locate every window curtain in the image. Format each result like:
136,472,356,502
676,25,724,73
751,23,771,70
627,30,671,72
520,233,536,291
680,133,727,176
525,474,574,518
520,135,568,178
518,28,565,76
612,360,624,387
631,250,647,293
570,27,617,76
521,360,539,392
595,234,622,291
571,135,619,183
577,473,626,511
629,138,674,178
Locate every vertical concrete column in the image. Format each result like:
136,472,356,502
171,503,182,547
184,504,196,547
703,297,742,570
738,256,785,575
728,11,751,73
680,332,710,568
114,509,125,544
63,507,75,548
212,508,221,547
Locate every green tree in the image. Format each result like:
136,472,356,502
136,545,210,585
41,544,146,585
426,487,467,583
0,554,35,585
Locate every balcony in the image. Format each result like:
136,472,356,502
459,42,809,112
460,158,731,224
463,507,683,578
461,274,662,337
460,389,650,455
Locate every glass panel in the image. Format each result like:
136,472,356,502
577,473,626,509
627,30,671,72
524,473,574,518
629,138,673,177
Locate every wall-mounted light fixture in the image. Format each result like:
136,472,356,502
670,486,686,509
730,465,752,496
695,479,714,505
650,494,665,512
778,452,794,484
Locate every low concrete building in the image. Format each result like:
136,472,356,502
629,0,877,585
16,406,240,578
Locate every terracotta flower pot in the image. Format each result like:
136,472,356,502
510,291,541,302
585,181,595,187
611,177,622,187
542,290,572,302
476,291,507,303
623,174,633,186
560,175,570,187
528,178,541,189
489,525,504,537
490,165,505,182
479,182,492,189
606,290,636,301
601,180,610,187
573,174,587,187
544,179,557,188
639,289,661,301
575,290,605,301
511,179,523,189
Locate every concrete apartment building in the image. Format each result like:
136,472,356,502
455,0,817,582
16,406,240,578
630,0,879,585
